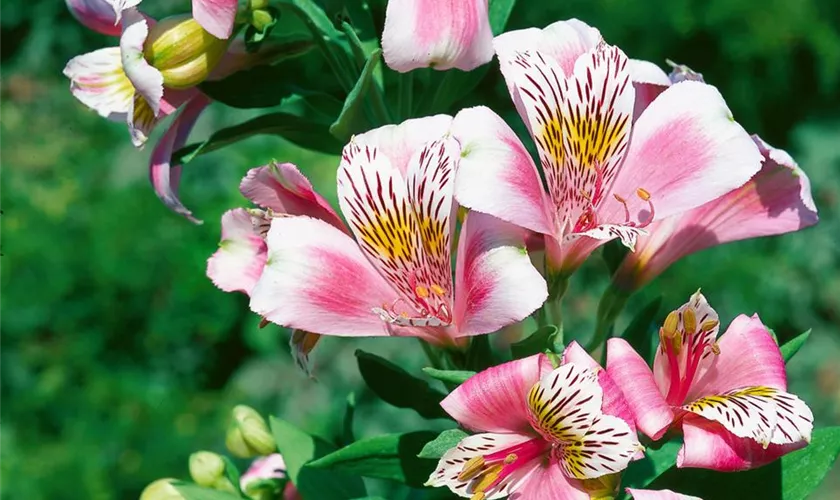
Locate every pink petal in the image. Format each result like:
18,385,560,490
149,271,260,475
628,59,670,121
678,413,806,472
562,342,638,435
239,163,345,230
626,488,702,500
440,354,552,434
685,314,787,401
63,46,133,120
192,0,238,39
240,454,287,487
206,208,267,295
381,0,493,72
514,455,589,500
615,135,818,290
606,338,674,440
66,0,122,36
120,9,163,115
249,216,401,337
105,0,141,23
352,115,453,176
148,94,210,223
604,81,763,225
452,106,554,235
453,211,548,336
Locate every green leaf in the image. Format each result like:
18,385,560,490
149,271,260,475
488,0,517,34
278,0,343,39
309,431,439,487
465,334,495,371
644,427,840,500
510,325,559,359
781,329,811,363
619,439,681,493
602,239,630,275
355,350,449,419
175,112,342,164
269,416,366,500
173,483,242,500
620,296,662,362
329,49,381,141
417,429,469,459
342,392,356,446
421,367,475,386
220,455,244,497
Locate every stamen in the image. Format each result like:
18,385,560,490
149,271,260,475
458,456,485,482
431,284,446,296
504,454,517,464
700,319,719,332
471,464,503,497
614,194,631,224
470,493,486,500
683,307,697,335
711,342,721,355
259,317,270,329
415,285,430,299
661,311,681,354
636,187,656,228
662,311,679,336
636,188,651,201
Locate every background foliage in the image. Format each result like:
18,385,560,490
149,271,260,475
2,0,839,498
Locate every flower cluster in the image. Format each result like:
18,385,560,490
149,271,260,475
64,1,823,499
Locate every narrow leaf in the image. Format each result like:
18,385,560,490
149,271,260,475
356,350,449,420
781,329,811,363
220,455,244,496
422,368,475,385
342,392,356,446
417,429,469,459
173,483,242,500
510,325,558,359
309,431,439,487
619,439,681,493
465,335,494,371
621,296,662,363
782,426,840,499
330,49,382,141
269,416,366,500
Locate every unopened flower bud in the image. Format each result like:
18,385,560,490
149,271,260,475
226,405,276,458
250,9,275,33
140,479,184,500
250,0,270,9
189,451,226,488
144,14,229,89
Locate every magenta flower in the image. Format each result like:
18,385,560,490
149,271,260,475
453,20,763,277
248,116,548,347
609,62,819,290
427,347,640,499
240,454,300,500
382,0,494,72
191,0,239,40
607,291,813,471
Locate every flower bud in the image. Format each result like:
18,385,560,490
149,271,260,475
189,451,226,488
139,479,184,500
144,14,229,89
226,405,276,458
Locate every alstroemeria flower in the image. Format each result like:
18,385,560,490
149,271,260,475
240,454,300,500
66,0,123,36
427,349,640,499
101,0,238,39
609,61,819,291
248,116,548,347
626,489,701,500
607,291,814,472
454,20,762,277
382,0,494,72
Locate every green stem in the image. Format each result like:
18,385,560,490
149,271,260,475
418,339,443,370
282,3,355,92
586,283,631,354
340,21,391,125
547,298,564,346
397,71,414,121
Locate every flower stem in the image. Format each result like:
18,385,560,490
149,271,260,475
397,71,414,120
418,338,443,370
586,282,631,354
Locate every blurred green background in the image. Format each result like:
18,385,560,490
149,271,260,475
2,0,839,498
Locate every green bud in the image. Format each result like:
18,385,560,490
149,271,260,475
189,451,226,487
226,405,276,458
139,479,184,500
144,14,229,89
250,0,270,10
250,9,275,33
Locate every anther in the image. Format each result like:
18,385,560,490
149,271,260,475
431,284,446,296
415,285,430,299
700,319,719,332
662,311,679,337
259,317,270,329
458,456,485,482
683,307,697,335
636,188,651,201
711,342,721,355
504,454,518,464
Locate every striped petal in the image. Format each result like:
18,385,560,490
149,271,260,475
120,9,162,115
239,163,345,230
192,0,238,39
66,0,121,36
64,47,133,120
554,414,639,479
352,115,453,176
207,208,267,295
526,363,602,443
441,354,552,434
453,211,548,336
249,216,401,337
627,488,702,500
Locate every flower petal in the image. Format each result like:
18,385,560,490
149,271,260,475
239,163,345,230
352,115,453,176
515,456,589,500
105,0,141,23
452,106,554,235
626,488,702,500
441,354,552,434
63,47,133,120
241,454,287,488
453,211,548,336
606,338,674,441
678,413,807,472
249,216,400,337
628,59,670,120
149,94,210,222
527,363,602,443
120,8,163,115
604,81,763,224
556,414,640,479
192,0,238,39
426,432,537,499
382,0,493,72
66,0,122,36
685,314,787,400
206,208,267,295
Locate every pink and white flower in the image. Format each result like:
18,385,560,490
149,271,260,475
626,489,702,500
427,349,640,499
610,62,819,291
248,116,548,347
382,0,494,72
607,291,814,472
240,454,300,500
453,20,763,278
